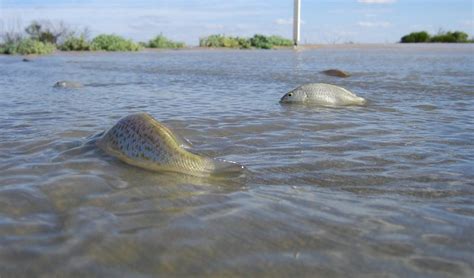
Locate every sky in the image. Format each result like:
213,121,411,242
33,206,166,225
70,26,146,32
1,0,473,44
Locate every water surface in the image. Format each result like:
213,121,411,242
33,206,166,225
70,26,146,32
0,44,473,277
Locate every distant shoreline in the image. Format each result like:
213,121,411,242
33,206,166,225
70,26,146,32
3,43,472,57
65,43,474,52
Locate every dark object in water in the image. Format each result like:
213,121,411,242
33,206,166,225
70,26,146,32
321,69,351,78
22,58,31,62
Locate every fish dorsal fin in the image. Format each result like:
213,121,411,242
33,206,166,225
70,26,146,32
170,131,192,149
136,113,191,148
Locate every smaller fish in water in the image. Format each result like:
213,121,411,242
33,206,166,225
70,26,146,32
53,81,83,89
321,69,351,78
97,113,244,177
280,83,366,106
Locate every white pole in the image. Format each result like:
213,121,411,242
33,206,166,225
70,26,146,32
293,0,301,46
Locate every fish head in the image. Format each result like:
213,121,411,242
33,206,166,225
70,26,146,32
54,81,67,88
279,89,306,103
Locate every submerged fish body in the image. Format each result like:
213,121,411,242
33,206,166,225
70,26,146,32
54,80,83,89
97,113,243,177
321,69,351,78
280,83,366,106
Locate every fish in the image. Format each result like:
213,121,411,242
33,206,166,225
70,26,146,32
280,83,366,106
97,113,244,177
321,69,351,78
53,81,83,89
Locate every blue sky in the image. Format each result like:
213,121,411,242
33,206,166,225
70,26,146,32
1,0,473,44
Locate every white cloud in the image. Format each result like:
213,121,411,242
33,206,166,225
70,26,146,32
357,0,397,4
203,24,225,30
462,20,474,27
357,21,392,27
274,18,305,26
409,24,434,31
274,18,292,25
364,13,378,18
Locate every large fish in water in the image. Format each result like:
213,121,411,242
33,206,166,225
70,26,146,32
280,83,366,106
97,113,244,177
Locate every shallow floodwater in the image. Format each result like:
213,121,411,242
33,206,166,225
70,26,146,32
0,44,473,277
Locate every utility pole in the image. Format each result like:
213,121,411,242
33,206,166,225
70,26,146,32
293,0,301,46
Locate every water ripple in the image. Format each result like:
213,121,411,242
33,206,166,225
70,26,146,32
0,45,473,277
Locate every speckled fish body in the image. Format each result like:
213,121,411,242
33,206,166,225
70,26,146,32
97,113,242,177
280,83,366,106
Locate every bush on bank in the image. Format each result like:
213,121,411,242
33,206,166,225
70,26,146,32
199,34,293,49
199,34,247,48
16,39,56,54
59,35,90,51
146,34,185,49
430,31,469,43
400,31,430,43
400,30,471,43
0,39,56,55
250,34,293,49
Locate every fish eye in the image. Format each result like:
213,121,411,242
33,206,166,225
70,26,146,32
288,93,293,97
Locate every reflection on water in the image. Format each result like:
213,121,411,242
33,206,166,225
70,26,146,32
0,45,473,277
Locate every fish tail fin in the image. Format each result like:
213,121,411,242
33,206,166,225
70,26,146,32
354,96,367,105
208,158,246,177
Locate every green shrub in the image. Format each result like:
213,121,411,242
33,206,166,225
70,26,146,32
400,31,430,43
147,34,185,48
17,39,56,54
200,34,235,48
221,36,241,48
199,35,217,47
430,31,469,43
237,37,251,49
250,34,272,49
60,35,90,51
249,34,292,48
0,42,19,54
401,30,471,43
2,39,56,55
200,34,292,49
267,35,294,47
90,34,141,51
199,34,249,48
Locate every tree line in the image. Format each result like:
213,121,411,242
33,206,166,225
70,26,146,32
400,30,472,43
0,20,295,55
0,20,189,54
